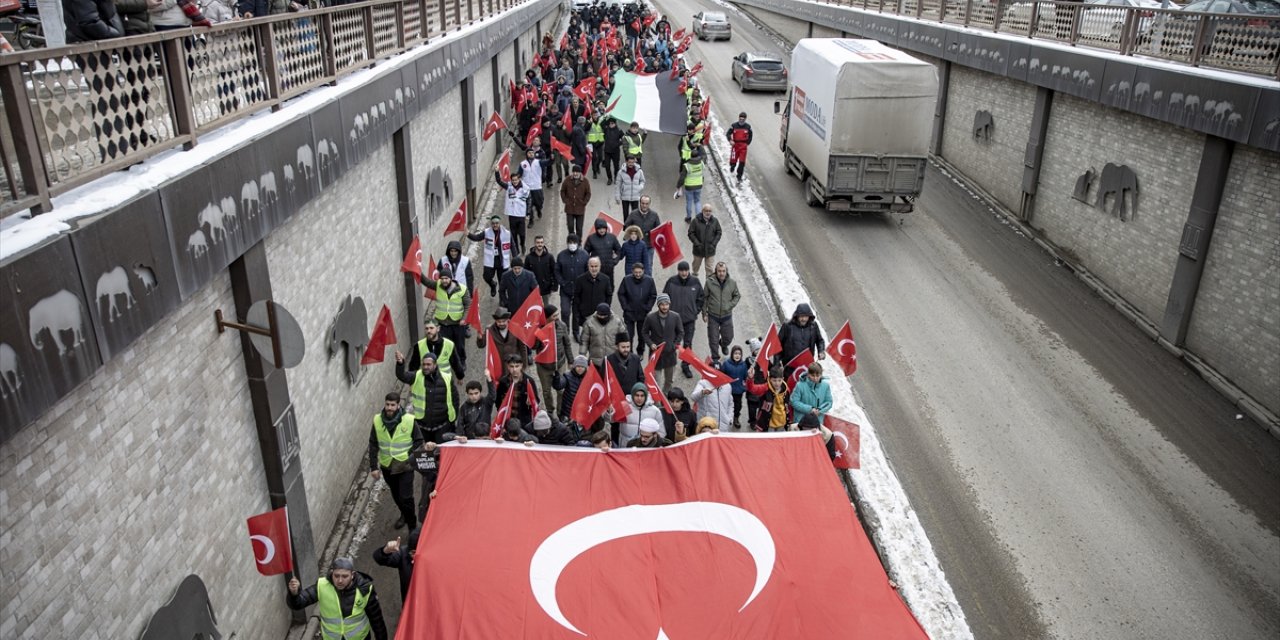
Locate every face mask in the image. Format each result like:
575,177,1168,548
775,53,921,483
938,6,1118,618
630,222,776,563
568,243,579,251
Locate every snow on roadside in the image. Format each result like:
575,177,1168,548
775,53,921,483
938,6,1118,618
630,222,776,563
703,110,974,639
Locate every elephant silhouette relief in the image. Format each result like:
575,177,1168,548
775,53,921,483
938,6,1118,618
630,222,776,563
296,144,315,182
317,139,339,183
327,294,369,383
95,266,137,321
134,264,158,294
198,203,229,245
188,229,209,258
973,110,994,142
0,342,20,398
241,179,260,220
219,196,239,233
137,574,223,640
282,164,296,193
1096,163,1139,221
28,290,86,356
1072,167,1095,204
394,87,404,109
260,170,279,208
425,167,454,227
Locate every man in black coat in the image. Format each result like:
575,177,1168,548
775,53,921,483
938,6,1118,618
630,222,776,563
525,235,557,303
662,262,704,378
499,256,540,312
393,352,460,442
288,558,389,640
62,0,124,43
372,528,422,603
778,302,826,369
530,410,578,445
585,218,623,283
617,262,657,355
572,256,614,340
606,332,644,393
556,233,590,338
601,117,625,184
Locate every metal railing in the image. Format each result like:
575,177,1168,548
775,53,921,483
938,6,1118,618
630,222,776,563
0,0,530,219
817,0,1280,78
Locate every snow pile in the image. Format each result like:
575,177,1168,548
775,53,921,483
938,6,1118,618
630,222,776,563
704,111,974,639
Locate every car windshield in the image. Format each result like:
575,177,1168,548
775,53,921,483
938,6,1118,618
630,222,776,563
704,12,727,21
751,60,784,70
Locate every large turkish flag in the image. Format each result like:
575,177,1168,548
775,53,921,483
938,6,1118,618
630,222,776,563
400,434,927,639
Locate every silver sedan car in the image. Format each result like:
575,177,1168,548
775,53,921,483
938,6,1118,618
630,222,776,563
731,51,788,92
692,11,732,41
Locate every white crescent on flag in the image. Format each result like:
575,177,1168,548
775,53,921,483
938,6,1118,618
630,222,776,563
250,534,276,564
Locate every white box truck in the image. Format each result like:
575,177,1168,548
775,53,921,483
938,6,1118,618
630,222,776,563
774,39,938,213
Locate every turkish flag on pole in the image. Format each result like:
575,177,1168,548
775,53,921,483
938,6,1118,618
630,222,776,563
644,344,673,414
246,506,293,576
574,77,597,102
492,385,515,439
648,221,684,269
673,27,686,40
786,349,815,389
498,149,512,183
635,56,646,73
483,111,507,141
677,346,735,388
463,295,482,334
509,78,519,108
361,305,397,365
485,330,503,384
559,33,568,51
596,211,624,237
527,378,541,419
422,254,439,300
510,289,547,348
400,236,423,277
569,361,610,427
525,122,542,149
688,62,704,78
551,136,574,162
700,96,711,121
826,320,858,377
400,435,929,638
669,66,681,81
824,414,861,470
533,322,558,365
603,358,630,421
445,199,468,236
757,322,782,372
599,64,611,91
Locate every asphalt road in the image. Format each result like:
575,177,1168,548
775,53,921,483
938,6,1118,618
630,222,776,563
650,1,1280,638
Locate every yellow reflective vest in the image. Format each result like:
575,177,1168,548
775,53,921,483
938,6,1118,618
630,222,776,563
373,413,415,468
316,577,371,640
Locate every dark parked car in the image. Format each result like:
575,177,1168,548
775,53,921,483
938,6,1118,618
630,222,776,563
731,51,788,92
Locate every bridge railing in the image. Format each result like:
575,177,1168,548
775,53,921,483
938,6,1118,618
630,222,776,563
825,0,1279,78
0,0,531,220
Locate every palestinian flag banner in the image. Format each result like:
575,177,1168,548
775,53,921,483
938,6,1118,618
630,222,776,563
603,71,687,135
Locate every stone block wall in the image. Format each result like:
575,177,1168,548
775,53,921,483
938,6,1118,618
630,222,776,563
941,66,1037,213
1034,93,1202,322
1186,145,1280,410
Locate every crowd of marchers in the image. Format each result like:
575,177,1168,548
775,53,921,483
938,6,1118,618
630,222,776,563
284,3,841,637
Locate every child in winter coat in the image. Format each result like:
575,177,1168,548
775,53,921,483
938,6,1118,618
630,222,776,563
790,362,833,422
690,378,734,432
662,387,697,441
746,367,792,432
457,380,494,439
719,345,749,430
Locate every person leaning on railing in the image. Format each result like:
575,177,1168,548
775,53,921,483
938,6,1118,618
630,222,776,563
236,0,303,19
62,0,125,42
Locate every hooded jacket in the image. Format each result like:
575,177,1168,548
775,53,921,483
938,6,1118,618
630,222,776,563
619,226,652,275
287,571,389,640
585,230,623,275
614,395,663,445
778,303,826,364
790,374,833,418
439,241,474,291
691,379,734,429
580,312,623,365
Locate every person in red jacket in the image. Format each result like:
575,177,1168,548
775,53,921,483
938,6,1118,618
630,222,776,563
726,112,753,183
745,366,791,432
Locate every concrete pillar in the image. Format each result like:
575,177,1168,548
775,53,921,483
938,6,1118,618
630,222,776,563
228,244,316,622
461,76,477,219
1018,87,1054,223
931,60,950,157
1160,135,1234,346
393,127,423,345
807,22,814,37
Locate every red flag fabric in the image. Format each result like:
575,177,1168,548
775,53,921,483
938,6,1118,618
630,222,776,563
786,349,815,389
401,435,929,638
422,253,439,300
463,295,482,333
599,64,611,89
509,78,519,108
569,361,610,427
485,330,503,384
688,61,703,78
533,322,558,365
669,66,681,81
699,96,711,121
498,149,512,183
596,211,623,237
559,33,568,51
824,414,861,470
648,221,684,268
561,108,573,132
511,288,547,348
677,34,692,54
677,78,688,95
550,136,574,162
361,304,397,365
445,199,468,236
629,18,640,32
526,122,542,148
642,13,655,27
643,344,673,414
246,506,293,576
483,111,507,142
635,56,646,73
826,320,858,377
400,235,423,277
527,378,541,419
574,77,597,102
673,27,685,40
757,322,782,372
677,346,735,388
603,359,630,421
578,32,587,55
492,384,515,439
601,96,620,115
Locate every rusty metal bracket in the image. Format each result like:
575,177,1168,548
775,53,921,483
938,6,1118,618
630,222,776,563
215,300,285,368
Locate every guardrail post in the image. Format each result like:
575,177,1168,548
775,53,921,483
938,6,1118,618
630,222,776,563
963,0,973,26
363,7,377,62
993,0,1003,30
395,1,406,49
454,0,463,30
1189,16,1207,66
1028,1,1040,37
1118,10,1136,55
161,37,198,149
1069,4,1081,45
439,0,449,38
0,63,51,214
320,12,339,82
467,0,475,23
259,22,283,109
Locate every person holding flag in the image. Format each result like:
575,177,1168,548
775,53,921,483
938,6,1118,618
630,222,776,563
493,169,530,255
746,367,793,432
606,331,644,393
495,354,541,427
778,302,827,375
534,305,572,415
691,375,734,433
367,393,424,530
643,293,684,392
790,361,834,423
498,257,539,316
422,264,473,373
287,557,389,640
518,144,546,224
477,307,528,366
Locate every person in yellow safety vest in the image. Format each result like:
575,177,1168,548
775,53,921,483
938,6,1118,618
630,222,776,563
368,392,424,530
623,121,646,167
674,148,705,223
679,122,701,162
404,317,458,378
586,114,605,179
288,557,389,640
393,350,460,441
418,265,472,375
